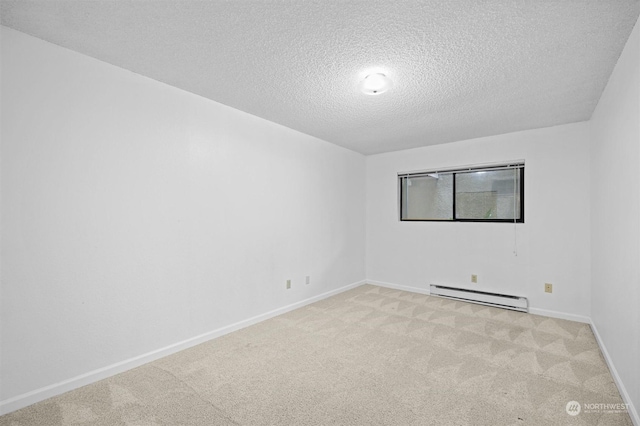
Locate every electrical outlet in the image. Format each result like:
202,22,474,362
471,274,478,283
545,283,553,293
305,276,310,285
286,279,291,289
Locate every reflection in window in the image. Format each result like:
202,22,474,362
399,164,524,222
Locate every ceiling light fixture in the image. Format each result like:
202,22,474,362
359,73,392,95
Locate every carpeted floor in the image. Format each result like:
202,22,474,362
0,285,632,425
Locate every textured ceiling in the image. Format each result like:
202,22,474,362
1,1,639,155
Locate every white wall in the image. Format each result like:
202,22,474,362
366,122,592,320
0,27,365,404
590,17,639,420
2,16,638,420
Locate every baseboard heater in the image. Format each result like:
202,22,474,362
430,284,529,313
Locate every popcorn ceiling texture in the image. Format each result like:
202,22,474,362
1,1,638,154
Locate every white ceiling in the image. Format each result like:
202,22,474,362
1,1,638,155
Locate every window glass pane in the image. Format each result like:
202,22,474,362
401,174,453,220
455,169,521,220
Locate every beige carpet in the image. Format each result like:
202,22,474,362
0,285,632,425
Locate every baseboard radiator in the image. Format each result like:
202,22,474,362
430,284,529,313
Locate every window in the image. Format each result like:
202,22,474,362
399,163,524,222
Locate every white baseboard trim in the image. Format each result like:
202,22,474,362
590,320,639,426
368,279,637,425
528,307,590,324
366,279,431,296
368,280,591,323
0,279,366,416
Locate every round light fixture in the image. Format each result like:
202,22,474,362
359,73,392,95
